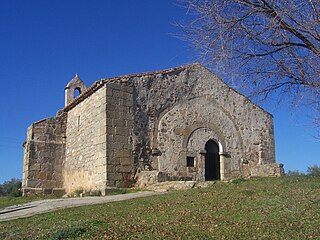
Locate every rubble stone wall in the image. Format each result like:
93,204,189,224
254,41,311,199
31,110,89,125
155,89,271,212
131,64,276,179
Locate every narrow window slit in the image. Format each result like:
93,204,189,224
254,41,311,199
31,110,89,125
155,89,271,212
77,116,81,128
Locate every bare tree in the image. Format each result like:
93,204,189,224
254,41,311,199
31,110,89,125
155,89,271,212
178,0,320,132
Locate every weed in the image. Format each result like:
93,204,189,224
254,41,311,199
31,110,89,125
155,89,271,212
50,226,86,240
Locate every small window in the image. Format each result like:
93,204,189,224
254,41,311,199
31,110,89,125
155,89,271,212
77,116,81,128
186,156,194,167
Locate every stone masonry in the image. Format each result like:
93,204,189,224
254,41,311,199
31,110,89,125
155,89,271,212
22,63,284,196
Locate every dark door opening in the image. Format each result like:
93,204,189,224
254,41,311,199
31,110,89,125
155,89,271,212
205,140,220,180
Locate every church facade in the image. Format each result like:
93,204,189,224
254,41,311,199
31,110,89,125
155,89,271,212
22,63,284,196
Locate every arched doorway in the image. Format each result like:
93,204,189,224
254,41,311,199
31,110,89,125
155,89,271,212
205,140,220,180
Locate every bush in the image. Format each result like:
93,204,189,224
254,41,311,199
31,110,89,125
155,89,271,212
0,178,22,197
307,165,320,176
286,170,305,176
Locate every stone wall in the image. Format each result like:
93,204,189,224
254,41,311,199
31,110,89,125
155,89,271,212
251,163,285,177
63,80,134,191
130,64,277,180
22,112,66,196
130,69,195,173
105,81,134,187
64,86,107,194
22,63,281,196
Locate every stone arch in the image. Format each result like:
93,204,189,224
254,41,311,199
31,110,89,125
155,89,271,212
154,94,244,155
186,127,224,153
186,127,225,180
183,124,226,152
156,97,244,179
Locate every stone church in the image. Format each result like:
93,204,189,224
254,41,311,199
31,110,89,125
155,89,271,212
22,63,284,196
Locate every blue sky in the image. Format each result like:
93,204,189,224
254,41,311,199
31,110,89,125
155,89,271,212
0,0,319,183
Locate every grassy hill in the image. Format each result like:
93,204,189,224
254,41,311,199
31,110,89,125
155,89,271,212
0,176,319,239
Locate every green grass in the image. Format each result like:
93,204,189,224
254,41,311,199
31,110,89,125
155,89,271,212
1,176,320,239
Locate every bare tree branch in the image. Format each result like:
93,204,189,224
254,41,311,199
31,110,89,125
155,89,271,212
177,0,320,132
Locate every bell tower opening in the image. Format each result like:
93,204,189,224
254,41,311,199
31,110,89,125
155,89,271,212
74,87,81,98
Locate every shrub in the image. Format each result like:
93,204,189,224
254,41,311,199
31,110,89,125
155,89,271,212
0,178,22,197
307,165,320,176
286,170,305,176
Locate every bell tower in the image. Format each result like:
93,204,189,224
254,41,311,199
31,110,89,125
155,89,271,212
64,74,88,106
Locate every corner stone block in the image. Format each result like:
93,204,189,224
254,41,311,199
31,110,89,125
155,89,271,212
120,157,132,166
106,118,113,127
107,165,116,173
114,149,131,158
106,111,118,119
108,173,123,181
116,164,132,173
106,88,113,97
119,110,132,120
112,119,126,127
115,127,128,136
108,157,120,165
114,135,128,143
